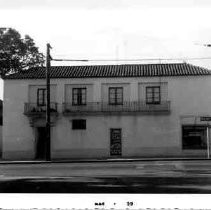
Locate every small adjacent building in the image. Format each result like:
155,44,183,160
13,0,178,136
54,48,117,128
2,62,211,160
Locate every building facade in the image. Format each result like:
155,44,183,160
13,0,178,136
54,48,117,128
3,63,211,160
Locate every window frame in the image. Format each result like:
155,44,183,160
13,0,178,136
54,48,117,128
72,119,86,130
37,88,46,106
146,86,161,104
108,87,123,105
72,88,87,106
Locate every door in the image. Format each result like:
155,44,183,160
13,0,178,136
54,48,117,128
110,128,122,156
35,127,47,160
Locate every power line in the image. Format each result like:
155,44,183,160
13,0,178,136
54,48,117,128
52,57,211,62
53,58,89,62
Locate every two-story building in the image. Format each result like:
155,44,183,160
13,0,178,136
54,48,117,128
2,62,211,160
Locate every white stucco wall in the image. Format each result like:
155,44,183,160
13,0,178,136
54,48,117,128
3,75,211,160
3,80,34,159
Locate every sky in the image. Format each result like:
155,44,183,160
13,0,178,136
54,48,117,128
1,0,211,99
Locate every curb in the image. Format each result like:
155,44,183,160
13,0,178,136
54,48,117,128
0,157,210,164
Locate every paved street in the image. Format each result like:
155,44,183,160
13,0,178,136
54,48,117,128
0,160,211,193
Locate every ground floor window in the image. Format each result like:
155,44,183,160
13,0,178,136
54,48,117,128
182,125,207,150
72,119,86,130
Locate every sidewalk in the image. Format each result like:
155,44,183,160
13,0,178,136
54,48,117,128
0,156,209,164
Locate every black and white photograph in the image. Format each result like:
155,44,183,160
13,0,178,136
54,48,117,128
2,0,211,197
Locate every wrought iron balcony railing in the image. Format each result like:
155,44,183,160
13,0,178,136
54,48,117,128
24,103,58,116
63,101,171,115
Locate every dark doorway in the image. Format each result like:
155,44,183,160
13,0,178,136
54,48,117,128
110,128,122,156
35,127,47,160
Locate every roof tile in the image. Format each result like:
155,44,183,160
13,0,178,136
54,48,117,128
3,63,211,80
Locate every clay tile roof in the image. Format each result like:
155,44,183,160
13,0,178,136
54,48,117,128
3,62,211,80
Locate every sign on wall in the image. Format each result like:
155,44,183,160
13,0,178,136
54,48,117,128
200,116,211,121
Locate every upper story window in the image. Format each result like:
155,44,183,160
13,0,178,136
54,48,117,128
72,88,87,106
109,87,123,105
146,86,160,104
37,88,46,106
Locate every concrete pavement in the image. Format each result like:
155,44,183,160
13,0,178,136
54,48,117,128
0,159,210,177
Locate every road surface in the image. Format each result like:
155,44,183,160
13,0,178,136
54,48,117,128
0,160,211,193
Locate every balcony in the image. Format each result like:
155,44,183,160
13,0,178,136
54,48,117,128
24,103,58,116
63,101,171,115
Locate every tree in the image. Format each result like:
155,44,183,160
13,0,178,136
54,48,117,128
0,28,45,77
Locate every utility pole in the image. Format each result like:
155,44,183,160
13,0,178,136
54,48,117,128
46,43,52,161
207,122,210,159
